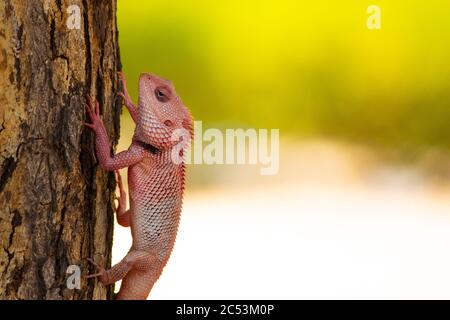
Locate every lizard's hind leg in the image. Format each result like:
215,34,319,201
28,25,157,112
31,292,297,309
86,250,158,286
114,170,131,227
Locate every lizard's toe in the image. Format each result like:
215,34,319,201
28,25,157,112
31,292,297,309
84,258,109,284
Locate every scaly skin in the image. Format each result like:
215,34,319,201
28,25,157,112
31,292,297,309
84,72,193,300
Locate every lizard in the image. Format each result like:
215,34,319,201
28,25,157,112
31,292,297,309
84,71,193,300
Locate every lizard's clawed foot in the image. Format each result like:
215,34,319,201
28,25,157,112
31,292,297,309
117,72,131,103
84,257,109,284
84,258,109,284
84,96,103,132
117,72,138,121
117,71,126,82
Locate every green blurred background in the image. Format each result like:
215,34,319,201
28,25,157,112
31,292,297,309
113,1,450,298
117,0,450,151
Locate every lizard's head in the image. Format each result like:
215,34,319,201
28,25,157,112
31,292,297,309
136,73,193,150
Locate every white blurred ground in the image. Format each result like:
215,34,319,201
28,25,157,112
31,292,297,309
112,140,450,299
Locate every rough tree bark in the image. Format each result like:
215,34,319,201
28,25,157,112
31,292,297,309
0,1,121,299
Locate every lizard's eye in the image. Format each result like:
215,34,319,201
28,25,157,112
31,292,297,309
155,88,169,102
164,120,173,127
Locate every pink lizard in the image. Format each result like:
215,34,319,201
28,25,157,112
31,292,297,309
84,72,193,300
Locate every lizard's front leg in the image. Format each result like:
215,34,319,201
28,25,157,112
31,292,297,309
85,96,144,170
117,71,138,122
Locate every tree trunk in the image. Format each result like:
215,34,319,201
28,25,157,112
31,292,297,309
0,0,121,299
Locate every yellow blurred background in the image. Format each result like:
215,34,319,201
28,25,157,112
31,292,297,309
112,1,450,299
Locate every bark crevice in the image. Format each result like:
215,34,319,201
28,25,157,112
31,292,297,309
0,0,120,300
